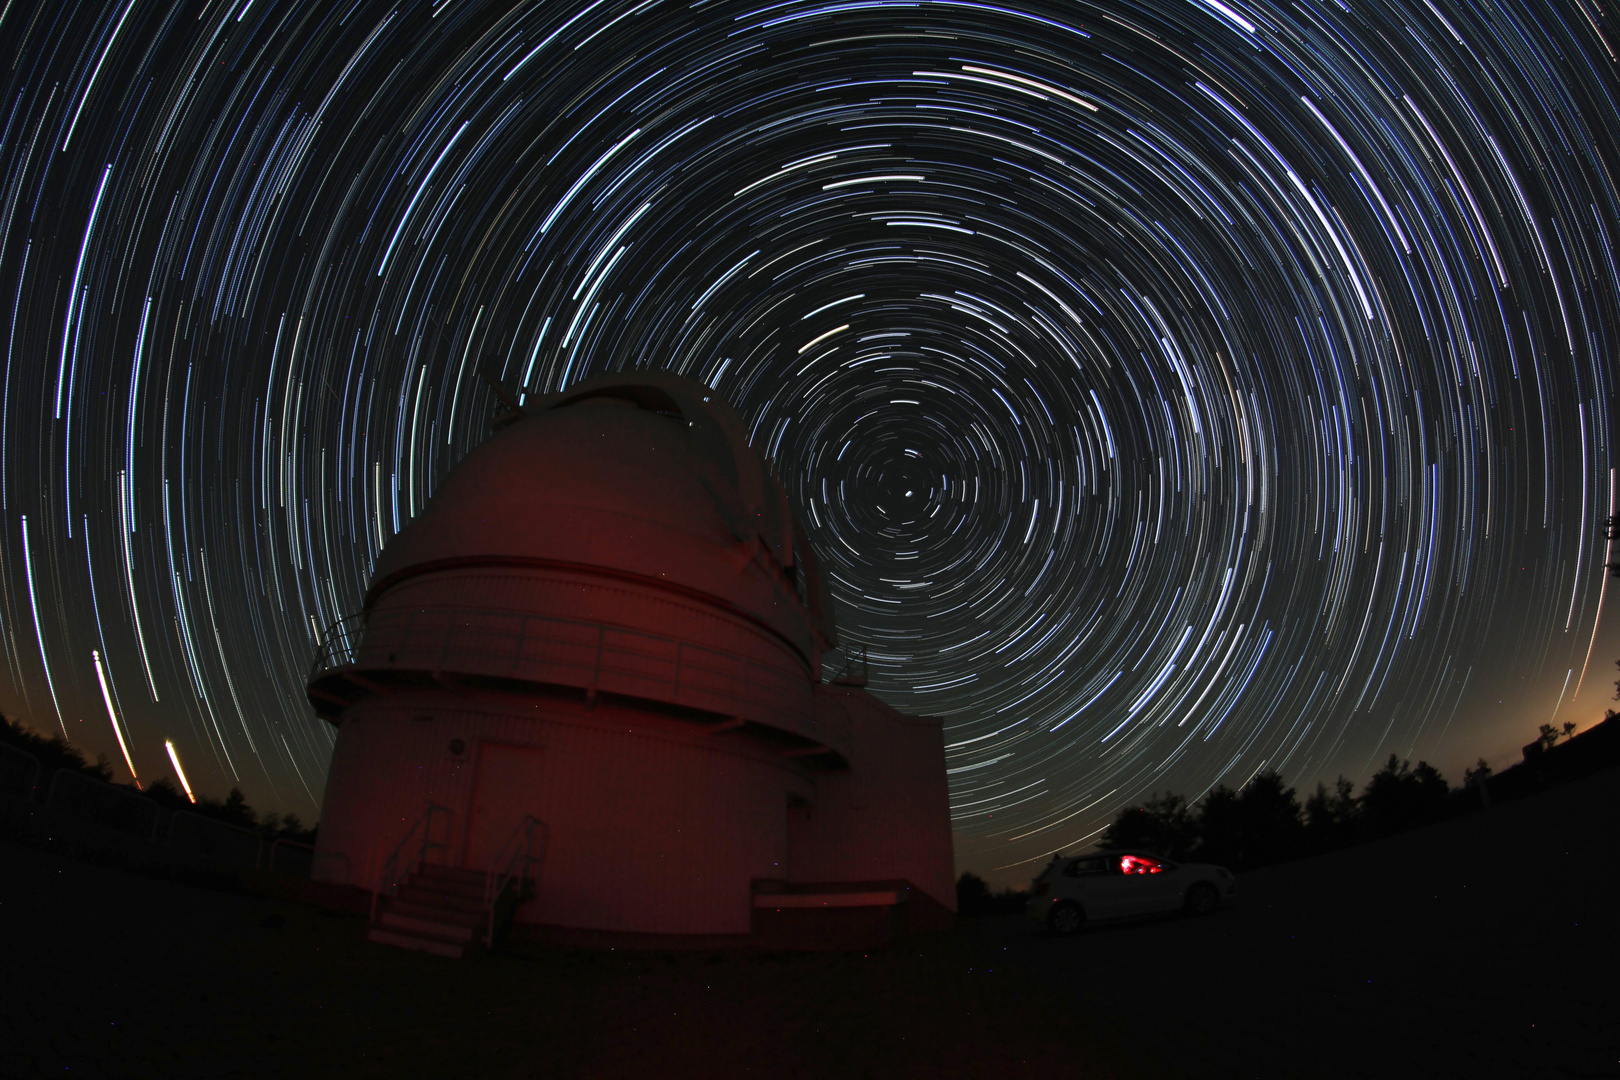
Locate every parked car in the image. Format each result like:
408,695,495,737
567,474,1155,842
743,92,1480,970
1027,851,1235,934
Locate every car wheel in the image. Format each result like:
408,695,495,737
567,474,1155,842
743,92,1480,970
1047,901,1085,936
1184,882,1219,916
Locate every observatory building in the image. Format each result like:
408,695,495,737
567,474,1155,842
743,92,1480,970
307,372,955,950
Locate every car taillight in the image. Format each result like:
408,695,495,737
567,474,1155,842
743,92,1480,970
1034,882,1049,897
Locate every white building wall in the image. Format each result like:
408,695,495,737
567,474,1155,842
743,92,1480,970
315,689,810,935
786,685,958,911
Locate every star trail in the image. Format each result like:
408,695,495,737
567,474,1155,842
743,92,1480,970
0,0,1615,879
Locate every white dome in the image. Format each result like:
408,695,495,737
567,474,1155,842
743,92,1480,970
368,372,835,664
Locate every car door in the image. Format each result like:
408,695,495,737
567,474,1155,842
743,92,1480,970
1112,854,1176,915
1068,855,1131,917
1140,860,1188,912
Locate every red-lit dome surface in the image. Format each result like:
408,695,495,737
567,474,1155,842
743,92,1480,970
309,372,846,763
307,373,955,944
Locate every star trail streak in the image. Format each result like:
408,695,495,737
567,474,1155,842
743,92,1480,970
0,0,1614,879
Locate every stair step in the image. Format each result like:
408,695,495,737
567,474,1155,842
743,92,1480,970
387,896,487,925
365,863,535,960
365,925,470,959
414,864,489,886
379,910,480,941
397,882,487,907
404,877,486,902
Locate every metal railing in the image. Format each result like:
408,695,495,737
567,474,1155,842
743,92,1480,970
0,741,41,800
9,758,352,878
482,815,547,947
167,810,263,870
269,837,314,876
46,768,161,840
370,801,453,923
268,838,352,882
310,605,820,731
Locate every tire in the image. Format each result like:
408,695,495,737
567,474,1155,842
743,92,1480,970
1047,900,1085,936
1184,882,1219,916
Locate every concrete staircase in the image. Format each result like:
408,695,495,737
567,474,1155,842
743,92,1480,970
366,863,496,959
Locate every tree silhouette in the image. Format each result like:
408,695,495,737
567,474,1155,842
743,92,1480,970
954,871,1028,917
260,810,317,843
1098,792,1197,860
0,713,321,843
1191,781,1244,867
199,787,258,829
1359,755,1449,839
1192,770,1304,870
1533,722,1577,751
141,776,193,811
0,713,113,781
1303,776,1360,853
956,871,991,915
1086,715,1614,876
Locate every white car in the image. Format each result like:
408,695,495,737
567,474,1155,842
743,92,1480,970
1027,851,1236,935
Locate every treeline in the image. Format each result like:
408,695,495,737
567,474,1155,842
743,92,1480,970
1097,755,1452,872
957,753,1464,915
956,872,1033,917
1100,724,1589,874
0,713,316,842
955,716,1607,917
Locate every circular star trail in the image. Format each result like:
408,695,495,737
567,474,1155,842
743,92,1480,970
1,0,1615,878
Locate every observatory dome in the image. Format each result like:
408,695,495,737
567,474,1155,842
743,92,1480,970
307,371,955,948
368,372,835,666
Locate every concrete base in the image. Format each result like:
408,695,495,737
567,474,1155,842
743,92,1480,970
751,878,956,951
501,878,955,953
507,921,753,952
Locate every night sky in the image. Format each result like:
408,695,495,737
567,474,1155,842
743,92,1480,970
1,0,1615,882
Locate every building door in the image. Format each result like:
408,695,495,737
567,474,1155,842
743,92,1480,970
464,742,545,873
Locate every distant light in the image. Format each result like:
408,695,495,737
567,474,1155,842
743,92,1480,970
92,649,140,789
164,740,197,803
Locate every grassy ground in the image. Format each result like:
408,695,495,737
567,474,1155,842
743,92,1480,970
3,763,1616,1080
0,843,1132,1079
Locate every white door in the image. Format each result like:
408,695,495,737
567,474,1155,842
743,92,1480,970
465,742,545,874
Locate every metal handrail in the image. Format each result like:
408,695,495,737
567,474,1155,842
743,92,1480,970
310,607,806,707
308,605,843,747
482,815,547,947
311,612,368,674
369,801,453,922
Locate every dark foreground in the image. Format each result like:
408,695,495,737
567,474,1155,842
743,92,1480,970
3,765,1616,1080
